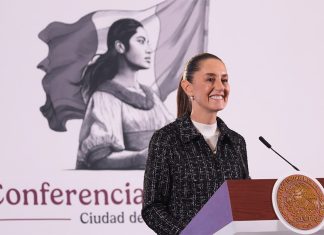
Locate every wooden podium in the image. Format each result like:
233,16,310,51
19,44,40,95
181,179,324,235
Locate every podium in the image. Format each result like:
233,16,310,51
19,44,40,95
181,179,324,235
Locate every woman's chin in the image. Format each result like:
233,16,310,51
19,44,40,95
210,105,226,113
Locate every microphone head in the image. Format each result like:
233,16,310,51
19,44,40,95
259,136,272,148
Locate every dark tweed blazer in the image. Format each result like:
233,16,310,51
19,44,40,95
142,114,250,235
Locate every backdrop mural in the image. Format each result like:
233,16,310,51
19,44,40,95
37,0,209,170
1,0,324,234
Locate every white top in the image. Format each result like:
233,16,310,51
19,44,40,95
192,119,220,153
77,90,173,164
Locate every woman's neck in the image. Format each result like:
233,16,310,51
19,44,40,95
113,60,139,88
190,110,217,124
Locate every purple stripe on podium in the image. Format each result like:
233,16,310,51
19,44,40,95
181,181,233,235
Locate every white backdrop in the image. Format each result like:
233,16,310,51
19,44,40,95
1,0,324,234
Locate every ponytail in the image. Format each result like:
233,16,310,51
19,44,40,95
81,50,118,102
177,76,191,117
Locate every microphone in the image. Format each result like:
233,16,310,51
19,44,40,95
258,136,300,171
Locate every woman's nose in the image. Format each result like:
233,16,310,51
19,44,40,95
214,78,224,91
146,44,153,54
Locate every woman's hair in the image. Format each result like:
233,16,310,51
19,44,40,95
82,18,143,99
177,53,223,117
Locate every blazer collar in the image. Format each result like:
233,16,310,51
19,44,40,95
178,113,235,144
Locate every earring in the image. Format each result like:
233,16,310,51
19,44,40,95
190,96,195,101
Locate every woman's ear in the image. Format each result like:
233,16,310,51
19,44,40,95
181,79,194,97
115,40,126,54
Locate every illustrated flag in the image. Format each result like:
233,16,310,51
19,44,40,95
38,0,209,131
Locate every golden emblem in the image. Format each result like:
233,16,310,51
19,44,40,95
276,174,324,230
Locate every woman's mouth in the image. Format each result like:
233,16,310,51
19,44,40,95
209,95,224,100
145,57,151,63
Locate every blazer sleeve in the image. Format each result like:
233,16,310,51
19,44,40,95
240,137,250,179
142,130,186,234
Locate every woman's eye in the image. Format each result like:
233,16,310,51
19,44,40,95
137,39,145,44
207,77,214,82
222,79,228,83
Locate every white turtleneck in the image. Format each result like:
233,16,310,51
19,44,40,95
191,119,220,154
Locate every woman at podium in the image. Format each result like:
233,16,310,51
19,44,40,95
142,53,250,234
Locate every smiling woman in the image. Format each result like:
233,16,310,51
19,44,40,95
142,53,250,234
76,18,172,170
182,58,230,122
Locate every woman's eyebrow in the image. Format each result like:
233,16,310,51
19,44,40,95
136,36,146,41
204,73,228,77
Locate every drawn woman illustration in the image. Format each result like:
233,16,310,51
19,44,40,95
76,18,173,170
